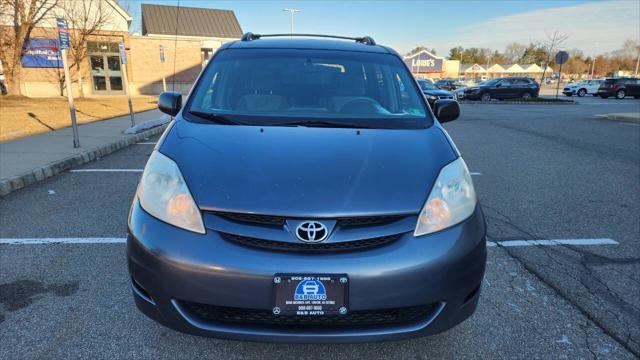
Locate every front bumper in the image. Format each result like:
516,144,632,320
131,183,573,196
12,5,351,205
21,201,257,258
127,200,487,343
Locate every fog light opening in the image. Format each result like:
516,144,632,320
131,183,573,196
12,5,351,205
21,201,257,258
462,284,481,305
132,277,156,305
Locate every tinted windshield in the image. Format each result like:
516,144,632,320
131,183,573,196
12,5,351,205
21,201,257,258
483,79,501,86
418,80,438,90
187,49,431,128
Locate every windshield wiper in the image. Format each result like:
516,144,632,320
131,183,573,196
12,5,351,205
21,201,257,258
188,111,246,125
276,120,366,128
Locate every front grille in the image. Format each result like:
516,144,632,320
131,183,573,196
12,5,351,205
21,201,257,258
220,232,402,252
214,212,405,228
216,212,286,227
179,301,438,328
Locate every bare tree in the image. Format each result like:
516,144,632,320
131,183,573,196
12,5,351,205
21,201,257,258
0,0,59,95
61,0,114,97
538,30,569,84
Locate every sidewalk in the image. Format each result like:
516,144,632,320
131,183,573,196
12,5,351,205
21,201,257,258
0,109,169,196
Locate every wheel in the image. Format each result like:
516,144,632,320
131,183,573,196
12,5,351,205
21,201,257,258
521,92,532,100
481,92,491,102
577,89,587,97
615,90,626,99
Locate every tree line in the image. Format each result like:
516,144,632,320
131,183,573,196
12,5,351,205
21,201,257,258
439,39,639,77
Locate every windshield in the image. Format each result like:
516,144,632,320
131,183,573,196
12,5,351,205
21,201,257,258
482,79,501,86
186,48,431,129
417,80,438,90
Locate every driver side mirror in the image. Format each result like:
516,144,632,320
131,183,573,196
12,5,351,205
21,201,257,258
158,92,182,116
434,99,460,123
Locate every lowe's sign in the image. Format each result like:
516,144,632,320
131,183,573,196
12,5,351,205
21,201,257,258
404,51,443,73
21,38,62,68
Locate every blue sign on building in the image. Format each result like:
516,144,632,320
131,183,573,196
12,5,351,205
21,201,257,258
403,51,443,73
21,39,63,68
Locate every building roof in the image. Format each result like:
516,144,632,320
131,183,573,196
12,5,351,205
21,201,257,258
141,4,242,38
461,64,486,73
402,49,443,60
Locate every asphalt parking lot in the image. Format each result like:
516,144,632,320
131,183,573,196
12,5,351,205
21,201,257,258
1,97,639,359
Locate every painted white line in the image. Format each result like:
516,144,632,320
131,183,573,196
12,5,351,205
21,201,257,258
0,238,126,245
486,241,497,247
69,169,143,173
470,172,482,176
497,238,618,247
136,142,156,145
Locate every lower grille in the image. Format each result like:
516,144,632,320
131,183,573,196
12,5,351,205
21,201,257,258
220,232,402,252
179,301,438,328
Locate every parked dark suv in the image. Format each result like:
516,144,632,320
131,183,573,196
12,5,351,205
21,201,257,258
417,79,457,109
464,77,540,101
127,33,486,343
597,78,640,99
435,79,466,91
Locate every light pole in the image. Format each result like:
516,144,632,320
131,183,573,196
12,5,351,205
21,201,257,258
282,8,300,34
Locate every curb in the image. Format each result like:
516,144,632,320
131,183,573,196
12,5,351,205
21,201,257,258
458,100,576,105
0,122,170,197
605,113,640,124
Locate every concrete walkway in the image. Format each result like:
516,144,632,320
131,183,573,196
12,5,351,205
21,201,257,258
0,109,168,196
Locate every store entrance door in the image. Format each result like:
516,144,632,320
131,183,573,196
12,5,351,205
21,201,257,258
89,53,124,95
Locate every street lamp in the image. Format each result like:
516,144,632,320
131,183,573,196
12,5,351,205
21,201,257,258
282,8,300,34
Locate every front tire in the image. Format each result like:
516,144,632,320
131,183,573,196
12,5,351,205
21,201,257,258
577,89,587,97
615,90,626,99
481,92,491,102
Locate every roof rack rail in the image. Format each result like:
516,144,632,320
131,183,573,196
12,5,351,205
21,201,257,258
241,32,376,46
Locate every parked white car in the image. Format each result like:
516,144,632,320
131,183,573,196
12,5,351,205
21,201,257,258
562,79,604,97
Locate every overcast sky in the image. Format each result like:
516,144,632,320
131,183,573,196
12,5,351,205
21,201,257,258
124,0,640,57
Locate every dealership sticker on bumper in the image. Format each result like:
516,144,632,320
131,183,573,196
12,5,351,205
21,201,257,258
273,275,348,316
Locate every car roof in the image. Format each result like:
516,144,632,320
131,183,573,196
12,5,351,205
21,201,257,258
224,37,395,54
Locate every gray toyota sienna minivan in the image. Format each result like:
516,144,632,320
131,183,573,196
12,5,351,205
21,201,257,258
127,33,486,343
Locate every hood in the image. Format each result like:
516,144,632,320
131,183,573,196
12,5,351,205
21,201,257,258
423,89,454,96
159,119,457,217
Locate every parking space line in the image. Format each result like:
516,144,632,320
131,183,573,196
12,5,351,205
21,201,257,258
69,169,143,173
497,238,618,247
470,172,482,176
0,237,126,244
136,142,157,145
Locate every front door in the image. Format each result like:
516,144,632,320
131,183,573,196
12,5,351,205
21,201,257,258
89,53,124,94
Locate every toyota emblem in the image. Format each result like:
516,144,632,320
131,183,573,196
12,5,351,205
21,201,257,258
296,221,328,242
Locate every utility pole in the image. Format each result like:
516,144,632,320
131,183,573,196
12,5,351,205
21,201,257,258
591,58,596,78
282,8,300,34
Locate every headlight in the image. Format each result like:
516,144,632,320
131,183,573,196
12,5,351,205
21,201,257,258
414,158,477,236
137,151,205,234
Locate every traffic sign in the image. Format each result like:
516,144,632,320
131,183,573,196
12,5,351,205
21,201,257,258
56,17,70,49
159,45,165,63
555,51,569,65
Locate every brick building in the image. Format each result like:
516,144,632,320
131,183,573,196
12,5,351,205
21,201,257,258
1,1,241,97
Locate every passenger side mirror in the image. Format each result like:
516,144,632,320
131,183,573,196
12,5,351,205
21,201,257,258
434,99,460,123
158,92,182,116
